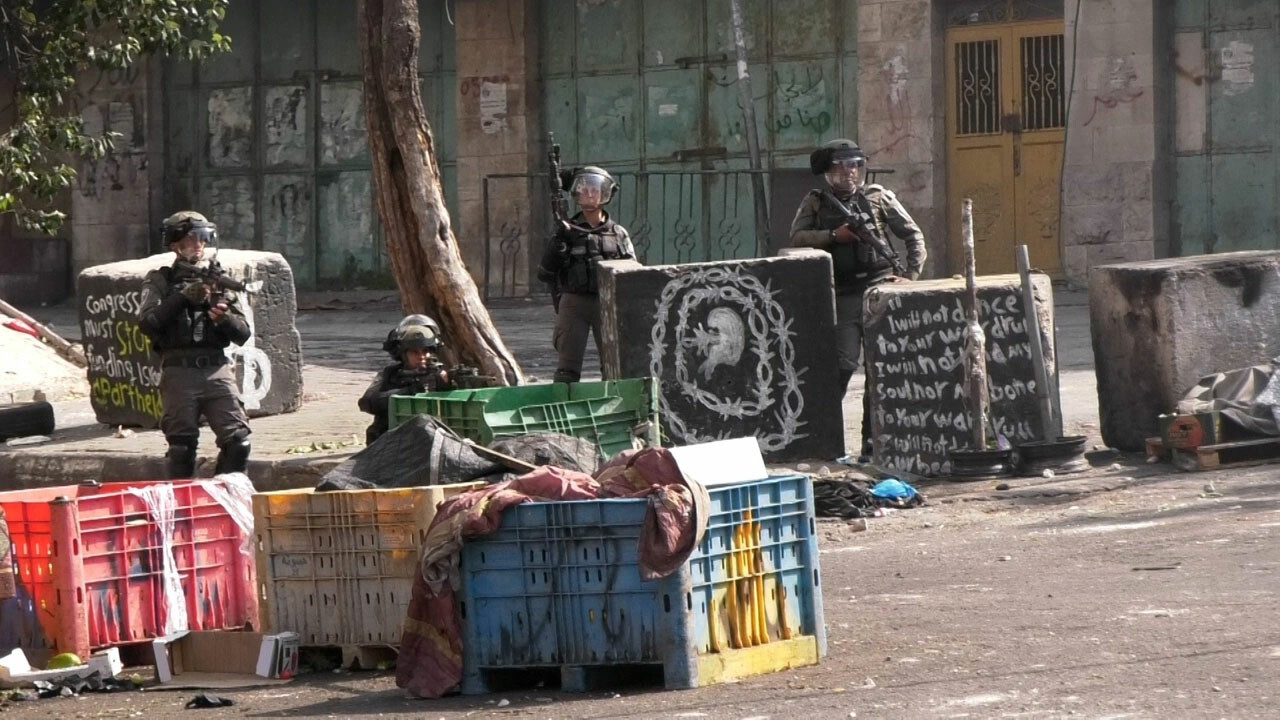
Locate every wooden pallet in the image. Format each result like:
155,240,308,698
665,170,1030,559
1170,436,1280,472
301,644,398,671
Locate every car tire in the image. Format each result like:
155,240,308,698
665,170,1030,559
0,401,56,441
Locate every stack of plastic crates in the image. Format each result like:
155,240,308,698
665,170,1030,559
387,378,659,458
252,482,484,667
457,474,824,692
0,479,257,659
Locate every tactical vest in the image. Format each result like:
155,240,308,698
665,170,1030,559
811,190,894,293
560,221,627,294
143,266,236,353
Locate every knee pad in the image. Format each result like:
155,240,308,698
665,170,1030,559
165,439,198,480
214,437,251,475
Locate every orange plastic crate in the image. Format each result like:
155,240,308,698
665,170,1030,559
0,480,257,658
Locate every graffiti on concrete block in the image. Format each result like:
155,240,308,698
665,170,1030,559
648,265,807,453
82,290,163,422
82,283,273,421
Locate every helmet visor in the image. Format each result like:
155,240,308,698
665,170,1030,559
571,173,612,200
825,156,867,192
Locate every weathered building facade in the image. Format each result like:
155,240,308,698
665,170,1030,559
2,0,1277,304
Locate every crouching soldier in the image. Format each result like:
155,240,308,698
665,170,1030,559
359,316,454,445
138,211,253,479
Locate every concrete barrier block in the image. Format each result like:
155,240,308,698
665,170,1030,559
863,274,1057,476
78,249,304,428
1090,251,1280,450
599,251,844,461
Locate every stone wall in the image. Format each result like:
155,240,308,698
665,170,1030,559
71,62,157,277
1061,0,1160,283
855,0,947,278
454,0,542,293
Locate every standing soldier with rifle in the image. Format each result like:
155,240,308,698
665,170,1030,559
789,139,927,460
537,135,637,384
138,211,253,478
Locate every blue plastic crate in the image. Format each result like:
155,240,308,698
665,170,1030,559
457,475,825,692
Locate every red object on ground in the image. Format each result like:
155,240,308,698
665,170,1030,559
0,480,258,659
2,318,41,339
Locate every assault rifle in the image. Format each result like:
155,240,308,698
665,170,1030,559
173,253,262,308
821,190,907,277
397,362,496,391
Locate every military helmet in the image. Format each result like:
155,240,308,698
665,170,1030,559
569,166,618,205
160,210,218,246
809,139,868,175
399,325,441,352
383,314,444,357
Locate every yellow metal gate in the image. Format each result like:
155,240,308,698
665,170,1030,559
946,20,1065,276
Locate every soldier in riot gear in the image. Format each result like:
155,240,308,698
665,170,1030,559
789,139,927,458
138,211,253,479
359,320,454,445
536,165,636,384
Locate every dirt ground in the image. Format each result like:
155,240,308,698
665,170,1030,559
2,457,1276,719
0,320,88,404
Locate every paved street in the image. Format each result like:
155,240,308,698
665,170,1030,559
4,288,1278,718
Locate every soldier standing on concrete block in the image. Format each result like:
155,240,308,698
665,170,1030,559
536,166,637,384
789,139,927,459
138,211,253,479
358,316,455,445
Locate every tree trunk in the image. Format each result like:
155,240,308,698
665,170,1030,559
357,0,522,385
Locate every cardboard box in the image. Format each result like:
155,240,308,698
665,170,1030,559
1158,411,1224,450
153,631,299,689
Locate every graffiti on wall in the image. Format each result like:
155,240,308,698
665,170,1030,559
772,64,833,139
647,265,807,453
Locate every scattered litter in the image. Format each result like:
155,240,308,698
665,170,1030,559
5,435,51,447
995,482,1010,491
796,463,812,472
998,555,1012,562
1041,469,1055,479
114,426,134,439
285,435,362,454
185,693,235,709
496,698,510,707
860,677,876,689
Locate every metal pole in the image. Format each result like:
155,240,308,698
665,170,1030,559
1016,245,1060,440
961,199,989,449
729,0,770,255
482,176,491,301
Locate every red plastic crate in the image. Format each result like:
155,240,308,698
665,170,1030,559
0,480,258,658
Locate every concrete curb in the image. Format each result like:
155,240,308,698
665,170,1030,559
0,449,351,492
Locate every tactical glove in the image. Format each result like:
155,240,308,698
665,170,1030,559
181,281,212,306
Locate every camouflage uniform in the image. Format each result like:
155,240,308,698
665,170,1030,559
138,262,252,478
790,143,927,456
537,210,636,383
358,363,451,445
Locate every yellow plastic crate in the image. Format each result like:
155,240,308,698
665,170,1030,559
253,482,484,650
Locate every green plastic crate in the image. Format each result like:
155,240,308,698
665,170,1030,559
387,378,660,458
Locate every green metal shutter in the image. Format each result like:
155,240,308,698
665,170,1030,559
540,0,857,264
163,0,457,289
1173,0,1279,255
